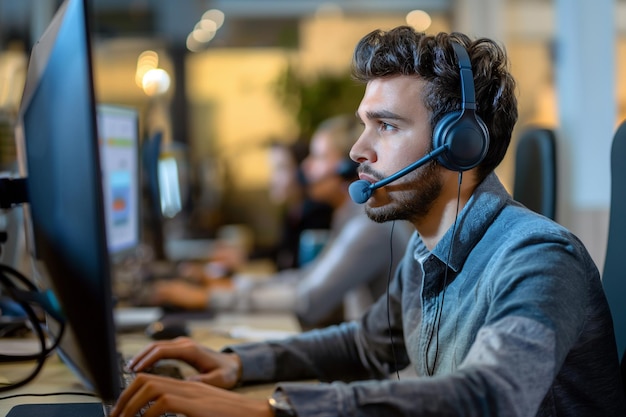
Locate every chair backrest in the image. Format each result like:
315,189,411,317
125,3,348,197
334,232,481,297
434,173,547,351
603,119,626,357
513,127,557,220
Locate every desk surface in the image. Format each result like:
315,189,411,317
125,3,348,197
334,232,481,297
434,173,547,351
0,312,301,416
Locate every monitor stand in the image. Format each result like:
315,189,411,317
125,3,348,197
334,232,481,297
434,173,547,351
7,402,104,417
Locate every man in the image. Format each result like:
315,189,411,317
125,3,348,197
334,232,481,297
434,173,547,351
111,27,626,417
148,115,411,328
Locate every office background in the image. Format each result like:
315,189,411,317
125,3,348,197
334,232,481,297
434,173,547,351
0,0,623,270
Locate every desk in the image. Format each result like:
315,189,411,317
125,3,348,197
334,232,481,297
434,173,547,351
0,312,301,416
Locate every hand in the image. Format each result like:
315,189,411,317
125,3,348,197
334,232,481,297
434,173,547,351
178,261,226,282
109,373,273,417
129,337,242,389
149,280,211,310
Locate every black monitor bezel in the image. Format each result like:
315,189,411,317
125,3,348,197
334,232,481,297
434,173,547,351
15,0,121,403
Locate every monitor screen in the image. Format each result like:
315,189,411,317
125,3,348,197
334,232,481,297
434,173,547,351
97,104,140,257
158,154,183,219
15,0,121,403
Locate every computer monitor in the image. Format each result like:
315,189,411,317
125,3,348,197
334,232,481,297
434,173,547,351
158,150,183,219
97,104,141,258
14,0,121,403
141,130,166,259
141,131,185,260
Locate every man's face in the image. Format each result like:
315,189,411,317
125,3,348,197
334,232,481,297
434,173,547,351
302,131,344,204
351,75,443,223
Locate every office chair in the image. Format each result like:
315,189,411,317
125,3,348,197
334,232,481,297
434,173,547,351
603,119,626,391
512,127,557,220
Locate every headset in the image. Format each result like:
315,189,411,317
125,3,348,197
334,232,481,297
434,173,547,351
432,42,490,171
349,42,490,204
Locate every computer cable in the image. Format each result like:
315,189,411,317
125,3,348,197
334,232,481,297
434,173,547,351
0,391,97,401
385,172,464,379
425,171,463,376
0,263,66,392
385,220,401,380
0,263,66,358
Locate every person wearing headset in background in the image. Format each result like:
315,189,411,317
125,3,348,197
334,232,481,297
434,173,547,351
262,139,334,270
111,26,626,417
148,114,412,329
170,139,334,279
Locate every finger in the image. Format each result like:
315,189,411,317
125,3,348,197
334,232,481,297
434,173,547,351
142,395,212,417
140,392,206,417
130,338,192,371
140,383,262,417
110,374,162,417
127,341,168,370
117,374,209,417
127,343,160,368
139,383,209,417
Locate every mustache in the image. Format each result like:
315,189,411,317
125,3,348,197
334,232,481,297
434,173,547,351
357,164,385,182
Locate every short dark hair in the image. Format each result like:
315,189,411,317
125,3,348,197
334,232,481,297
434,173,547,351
351,26,518,180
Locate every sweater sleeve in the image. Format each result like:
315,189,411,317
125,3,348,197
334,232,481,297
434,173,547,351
226,255,412,385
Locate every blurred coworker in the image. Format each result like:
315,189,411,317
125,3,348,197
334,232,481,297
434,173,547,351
154,139,332,304
205,140,333,273
265,140,334,269
150,115,412,328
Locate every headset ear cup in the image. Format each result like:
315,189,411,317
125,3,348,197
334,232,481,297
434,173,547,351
432,110,489,171
432,111,460,152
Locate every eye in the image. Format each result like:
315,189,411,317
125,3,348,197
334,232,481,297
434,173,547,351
378,121,396,132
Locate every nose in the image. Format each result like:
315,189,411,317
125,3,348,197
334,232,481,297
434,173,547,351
349,128,376,164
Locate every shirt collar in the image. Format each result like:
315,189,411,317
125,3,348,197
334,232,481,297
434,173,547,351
427,172,511,272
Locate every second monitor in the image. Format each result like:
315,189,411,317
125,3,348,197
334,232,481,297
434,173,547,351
97,104,140,258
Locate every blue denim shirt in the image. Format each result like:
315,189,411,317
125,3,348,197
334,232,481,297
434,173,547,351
230,173,626,416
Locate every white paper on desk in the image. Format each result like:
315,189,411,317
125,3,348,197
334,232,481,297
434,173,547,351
228,326,297,342
114,307,163,330
0,339,43,355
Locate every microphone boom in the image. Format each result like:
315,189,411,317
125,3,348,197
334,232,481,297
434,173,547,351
349,145,447,204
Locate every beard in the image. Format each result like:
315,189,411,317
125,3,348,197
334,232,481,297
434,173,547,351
364,160,443,224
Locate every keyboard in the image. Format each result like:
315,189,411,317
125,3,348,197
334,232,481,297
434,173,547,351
103,354,184,416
